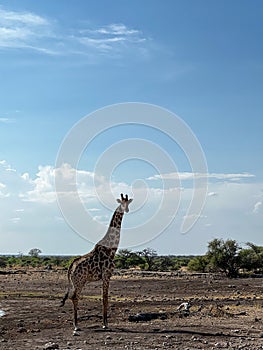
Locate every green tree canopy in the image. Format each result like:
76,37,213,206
138,248,157,271
206,238,240,277
28,248,42,258
239,242,263,273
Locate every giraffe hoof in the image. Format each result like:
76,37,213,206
102,325,108,330
73,330,80,336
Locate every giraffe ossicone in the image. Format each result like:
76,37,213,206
60,193,133,334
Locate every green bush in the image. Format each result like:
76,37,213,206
188,256,209,272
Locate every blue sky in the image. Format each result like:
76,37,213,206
0,0,262,255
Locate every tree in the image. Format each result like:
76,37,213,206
188,255,209,272
127,252,145,269
239,242,263,273
138,248,157,271
0,257,7,268
115,249,145,269
206,239,240,278
115,249,133,269
157,256,177,271
28,248,42,258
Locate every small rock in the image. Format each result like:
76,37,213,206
17,327,27,333
43,342,59,350
165,335,173,339
30,328,40,333
215,342,228,348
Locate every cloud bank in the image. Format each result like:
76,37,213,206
0,160,262,255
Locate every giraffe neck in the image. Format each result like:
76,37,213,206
96,206,124,250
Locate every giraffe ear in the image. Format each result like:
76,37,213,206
117,199,122,203
128,199,133,204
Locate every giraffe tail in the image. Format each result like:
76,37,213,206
60,290,69,307
60,257,78,307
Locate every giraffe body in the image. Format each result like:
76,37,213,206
61,194,132,334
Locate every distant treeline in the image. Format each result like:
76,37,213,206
0,239,262,278
0,249,191,272
0,254,72,269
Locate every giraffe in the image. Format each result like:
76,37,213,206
60,193,133,335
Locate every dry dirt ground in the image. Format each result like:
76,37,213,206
0,269,262,350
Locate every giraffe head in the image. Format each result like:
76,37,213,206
117,193,133,213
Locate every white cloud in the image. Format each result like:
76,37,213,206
148,172,255,182
10,217,21,224
183,214,207,220
0,160,31,196
253,201,262,214
0,7,48,26
0,6,53,52
94,24,140,36
81,23,143,39
0,117,15,123
73,23,148,61
207,191,218,197
77,36,125,52
0,181,9,198
24,165,56,203
0,6,149,59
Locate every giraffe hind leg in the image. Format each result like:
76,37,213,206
69,276,88,334
70,291,81,335
102,278,110,329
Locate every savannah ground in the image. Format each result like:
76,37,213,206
0,269,262,350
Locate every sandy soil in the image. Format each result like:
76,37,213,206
0,269,262,349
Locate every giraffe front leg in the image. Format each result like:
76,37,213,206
102,278,110,329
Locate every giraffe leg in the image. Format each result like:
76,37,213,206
71,293,81,335
102,278,110,329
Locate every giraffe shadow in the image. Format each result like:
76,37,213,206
78,315,102,322
92,326,252,339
